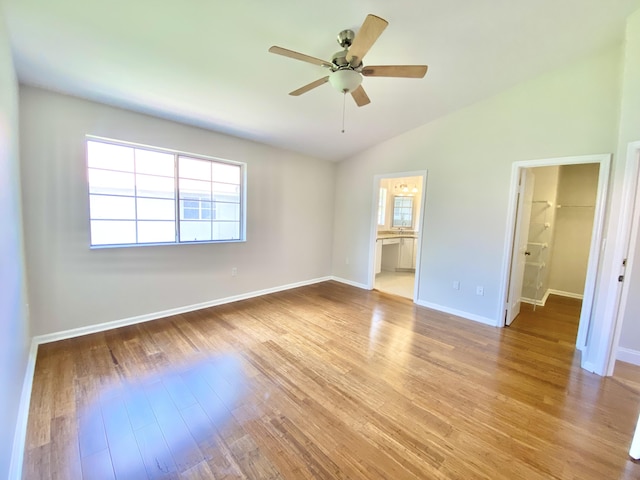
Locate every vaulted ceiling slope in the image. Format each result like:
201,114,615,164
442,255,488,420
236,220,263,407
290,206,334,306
3,0,640,161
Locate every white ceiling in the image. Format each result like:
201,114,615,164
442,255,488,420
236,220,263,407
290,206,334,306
3,0,640,161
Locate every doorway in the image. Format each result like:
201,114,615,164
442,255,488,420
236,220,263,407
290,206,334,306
509,164,600,342
368,171,427,301
501,155,610,366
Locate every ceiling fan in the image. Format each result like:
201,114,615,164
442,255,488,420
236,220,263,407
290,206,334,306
269,14,428,107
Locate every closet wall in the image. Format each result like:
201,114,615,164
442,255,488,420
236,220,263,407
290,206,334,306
547,163,599,296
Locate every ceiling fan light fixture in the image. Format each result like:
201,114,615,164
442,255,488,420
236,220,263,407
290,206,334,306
329,69,362,93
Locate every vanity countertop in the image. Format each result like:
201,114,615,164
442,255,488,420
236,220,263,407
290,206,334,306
377,233,417,240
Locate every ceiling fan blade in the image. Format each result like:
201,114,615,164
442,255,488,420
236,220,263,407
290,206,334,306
346,14,388,67
289,76,330,96
351,85,371,107
269,46,332,68
362,65,428,78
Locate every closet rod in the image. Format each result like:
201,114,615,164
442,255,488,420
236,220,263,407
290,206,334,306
556,204,595,208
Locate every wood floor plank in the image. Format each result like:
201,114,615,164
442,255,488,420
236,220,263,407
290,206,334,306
133,422,179,479
22,284,640,479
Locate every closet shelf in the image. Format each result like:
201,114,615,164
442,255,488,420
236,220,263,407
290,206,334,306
525,261,546,268
527,242,548,248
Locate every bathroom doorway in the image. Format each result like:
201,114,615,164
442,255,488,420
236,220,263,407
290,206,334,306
368,171,427,301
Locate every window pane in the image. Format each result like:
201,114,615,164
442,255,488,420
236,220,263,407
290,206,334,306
179,157,211,180
180,221,212,242
212,163,240,184
137,221,175,243
89,169,135,196
212,221,240,240
212,182,240,203
137,198,175,220
214,202,239,221
90,220,136,245
136,174,175,199
90,195,136,220
87,141,134,172
135,149,174,177
179,179,211,200
179,200,212,220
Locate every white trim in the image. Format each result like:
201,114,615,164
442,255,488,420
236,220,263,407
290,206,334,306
9,339,39,480
616,347,640,367
331,276,369,290
33,277,332,345
521,289,551,307
521,297,545,307
546,289,584,300
415,300,499,327
604,141,640,375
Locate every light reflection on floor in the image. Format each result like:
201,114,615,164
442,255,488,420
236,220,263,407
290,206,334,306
77,355,245,479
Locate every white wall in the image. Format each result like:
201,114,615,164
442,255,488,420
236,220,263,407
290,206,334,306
332,44,621,325
19,86,335,336
616,9,640,359
0,11,31,479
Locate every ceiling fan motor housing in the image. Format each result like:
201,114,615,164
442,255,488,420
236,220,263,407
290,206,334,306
337,29,355,48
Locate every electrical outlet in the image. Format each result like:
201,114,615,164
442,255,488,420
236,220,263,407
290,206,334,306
231,267,237,277
453,281,460,290
476,286,484,296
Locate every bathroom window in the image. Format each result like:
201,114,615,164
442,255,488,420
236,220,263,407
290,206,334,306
377,188,387,226
392,196,414,228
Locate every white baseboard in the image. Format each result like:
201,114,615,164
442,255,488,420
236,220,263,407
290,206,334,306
414,300,499,327
330,276,370,290
617,347,640,367
9,339,39,480
547,289,584,300
33,276,333,345
521,289,551,307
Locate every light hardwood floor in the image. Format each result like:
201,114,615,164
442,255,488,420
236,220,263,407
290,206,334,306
23,282,640,479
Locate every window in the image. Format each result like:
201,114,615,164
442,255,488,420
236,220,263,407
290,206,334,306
392,195,414,228
87,138,245,247
377,187,387,226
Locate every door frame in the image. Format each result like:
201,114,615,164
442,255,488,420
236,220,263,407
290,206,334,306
367,170,428,302
498,154,611,357
601,141,640,375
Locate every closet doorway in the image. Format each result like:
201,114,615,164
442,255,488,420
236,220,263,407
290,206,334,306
502,155,610,358
521,164,599,310
368,171,427,301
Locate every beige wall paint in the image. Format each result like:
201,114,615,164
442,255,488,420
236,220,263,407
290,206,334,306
547,164,599,296
0,11,30,479
19,87,336,336
333,44,621,323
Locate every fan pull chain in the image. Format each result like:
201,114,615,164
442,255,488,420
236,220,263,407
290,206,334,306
341,91,347,133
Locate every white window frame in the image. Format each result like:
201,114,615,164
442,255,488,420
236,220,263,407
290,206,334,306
86,136,246,248
377,187,387,226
